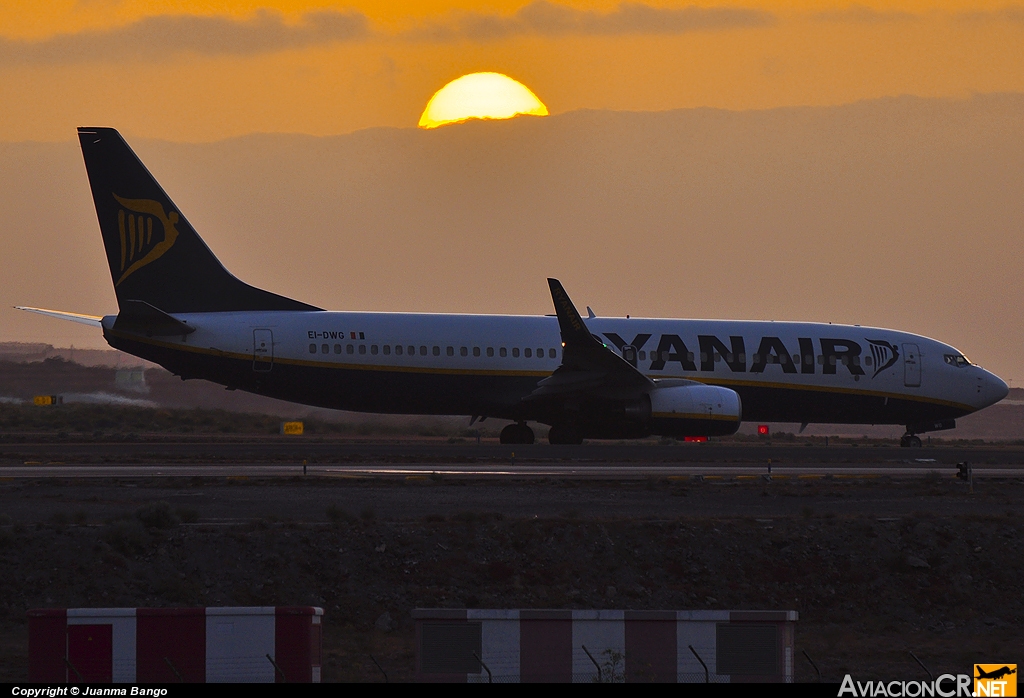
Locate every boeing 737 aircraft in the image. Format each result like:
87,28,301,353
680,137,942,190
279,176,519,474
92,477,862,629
17,128,1009,446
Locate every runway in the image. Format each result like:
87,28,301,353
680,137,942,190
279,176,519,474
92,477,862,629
1,439,1023,479
3,439,1024,464
1,439,1021,524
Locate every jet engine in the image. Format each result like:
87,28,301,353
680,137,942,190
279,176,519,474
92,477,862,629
648,383,742,437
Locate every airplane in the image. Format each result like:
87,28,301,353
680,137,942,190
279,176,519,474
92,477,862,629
17,127,1009,446
976,666,1016,681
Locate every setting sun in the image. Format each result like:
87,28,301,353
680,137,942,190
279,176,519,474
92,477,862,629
418,73,548,129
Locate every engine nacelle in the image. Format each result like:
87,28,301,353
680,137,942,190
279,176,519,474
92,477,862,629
649,384,742,437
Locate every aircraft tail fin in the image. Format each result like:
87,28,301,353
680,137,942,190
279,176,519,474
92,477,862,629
77,127,321,314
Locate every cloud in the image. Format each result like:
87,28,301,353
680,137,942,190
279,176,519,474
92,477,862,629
407,1,775,41
0,3,775,65
0,9,369,65
812,5,918,24
956,6,1024,23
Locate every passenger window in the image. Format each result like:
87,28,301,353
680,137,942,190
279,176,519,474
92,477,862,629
687,352,695,362
473,347,481,357
639,351,646,360
371,345,378,355
738,353,746,362
347,344,354,354
447,346,454,357
487,347,494,357
512,348,520,358
830,356,837,366
852,356,860,366
395,345,403,355
864,355,872,366
499,348,507,357
460,347,468,357
408,345,415,355
419,346,427,356
358,345,366,355
433,346,440,356
334,344,342,354
309,344,316,354
549,348,556,359
536,348,543,357
320,344,328,354
524,348,532,358
714,353,722,363
383,345,390,355
817,355,824,365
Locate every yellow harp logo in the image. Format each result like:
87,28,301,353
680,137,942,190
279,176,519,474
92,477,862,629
113,193,180,286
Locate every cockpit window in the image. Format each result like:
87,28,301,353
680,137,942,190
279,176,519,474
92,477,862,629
944,354,970,367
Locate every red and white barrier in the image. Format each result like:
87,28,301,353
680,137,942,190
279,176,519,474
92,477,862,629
29,606,322,683
414,609,797,683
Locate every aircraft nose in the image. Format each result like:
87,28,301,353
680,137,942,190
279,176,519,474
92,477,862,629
979,369,1009,408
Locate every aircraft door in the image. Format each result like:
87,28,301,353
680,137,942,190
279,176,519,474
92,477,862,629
622,345,637,367
902,343,921,387
253,329,273,372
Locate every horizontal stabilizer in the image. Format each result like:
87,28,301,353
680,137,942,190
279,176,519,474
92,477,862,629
113,299,195,336
14,306,103,327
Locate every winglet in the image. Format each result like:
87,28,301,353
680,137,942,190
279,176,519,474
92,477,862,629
547,279,599,347
536,279,654,395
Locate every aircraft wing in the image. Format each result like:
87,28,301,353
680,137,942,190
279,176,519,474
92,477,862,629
525,279,653,401
14,306,104,327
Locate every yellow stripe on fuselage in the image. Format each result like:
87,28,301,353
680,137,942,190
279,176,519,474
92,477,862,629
106,329,976,412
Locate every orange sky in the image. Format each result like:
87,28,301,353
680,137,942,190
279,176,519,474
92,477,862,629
1,1,1022,141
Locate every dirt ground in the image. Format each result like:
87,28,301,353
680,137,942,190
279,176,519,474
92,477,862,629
0,474,1020,682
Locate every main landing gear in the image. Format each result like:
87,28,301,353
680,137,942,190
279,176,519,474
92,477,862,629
500,422,535,445
900,434,922,448
547,424,584,445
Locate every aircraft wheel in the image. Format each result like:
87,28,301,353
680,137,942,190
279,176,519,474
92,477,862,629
548,424,583,445
900,434,922,448
500,424,518,444
500,423,535,445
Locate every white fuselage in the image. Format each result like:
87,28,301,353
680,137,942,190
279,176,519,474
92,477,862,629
102,310,1008,427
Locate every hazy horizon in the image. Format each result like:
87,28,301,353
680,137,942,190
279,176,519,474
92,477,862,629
5,91,1020,145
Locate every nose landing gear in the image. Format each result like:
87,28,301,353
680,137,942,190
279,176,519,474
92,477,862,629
900,434,922,448
500,422,535,445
